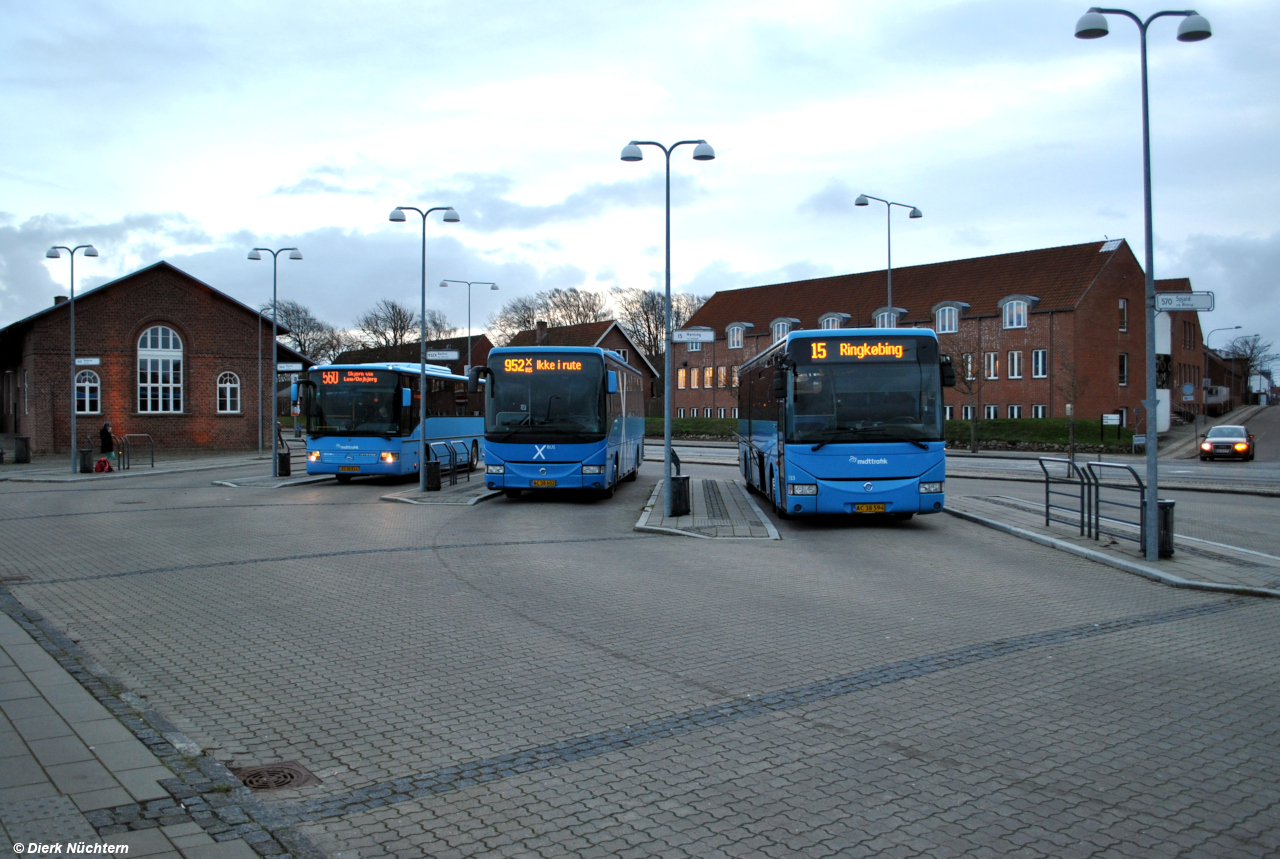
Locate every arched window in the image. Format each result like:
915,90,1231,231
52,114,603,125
75,370,100,414
137,325,183,413
217,372,241,413
936,306,958,334
1002,300,1028,329
875,311,897,329
771,318,795,343
727,325,744,349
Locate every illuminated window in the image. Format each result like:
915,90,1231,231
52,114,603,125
690,368,699,389
1002,300,1027,329
677,368,686,389
1008,404,1023,419
137,325,183,413
875,311,897,329
1119,353,1129,386
1032,349,1048,378
717,366,727,388
1032,405,1047,418
217,372,241,413
984,351,999,380
936,306,958,334
731,366,740,387
704,367,714,388
727,326,744,349
1119,298,1128,332
984,404,998,420
1008,351,1023,379
75,370,100,414
687,340,701,352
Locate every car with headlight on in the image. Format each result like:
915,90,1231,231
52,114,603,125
1200,425,1254,461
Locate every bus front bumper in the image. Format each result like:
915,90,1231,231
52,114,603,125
783,476,945,516
485,462,607,491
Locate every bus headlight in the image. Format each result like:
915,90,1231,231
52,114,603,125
380,451,399,463
486,464,505,474
920,481,944,494
307,450,321,462
787,483,817,495
582,465,605,474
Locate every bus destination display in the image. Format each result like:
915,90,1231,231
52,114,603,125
319,370,382,385
502,357,585,374
801,339,916,363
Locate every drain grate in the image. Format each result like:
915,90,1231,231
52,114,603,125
231,761,321,791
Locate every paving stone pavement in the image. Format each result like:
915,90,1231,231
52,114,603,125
1,466,1278,857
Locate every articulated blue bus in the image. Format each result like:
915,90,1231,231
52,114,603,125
299,363,483,483
469,346,644,498
739,329,956,519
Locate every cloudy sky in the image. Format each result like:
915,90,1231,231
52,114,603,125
3,0,1277,352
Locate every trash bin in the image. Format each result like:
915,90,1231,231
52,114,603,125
277,450,291,477
1157,499,1175,559
14,437,30,464
79,449,94,474
424,460,442,491
669,475,691,517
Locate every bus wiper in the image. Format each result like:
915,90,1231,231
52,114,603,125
852,427,932,450
809,427,856,451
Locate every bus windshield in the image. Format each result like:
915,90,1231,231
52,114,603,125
786,339,943,444
307,368,403,436
486,353,605,443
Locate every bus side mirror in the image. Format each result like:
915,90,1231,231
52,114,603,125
772,369,787,400
941,357,956,388
607,370,618,394
467,366,484,394
290,383,299,402
402,388,412,408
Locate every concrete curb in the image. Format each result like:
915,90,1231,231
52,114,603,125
212,475,333,489
4,458,267,483
381,488,502,506
634,479,780,540
943,507,1280,599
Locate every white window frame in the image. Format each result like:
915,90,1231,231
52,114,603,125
137,325,184,413
984,351,999,380
1119,298,1128,332
75,370,101,414
1002,300,1028,329
616,348,629,364
935,306,958,334
704,408,712,418
961,405,974,420
677,369,686,389
717,366,726,388
875,311,897,329
1032,405,1047,418
731,407,739,419
772,320,790,342
690,368,698,389
687,340,701,352
944,405,954,421
984,404,998,420
718,407,726,419
727,326,744,349
1119,353,1129,386
217,372,241,414
1008,404,1023,419
1008,350,1023,379
677,407,685,418
704,367,714,389
1032,349,1048,378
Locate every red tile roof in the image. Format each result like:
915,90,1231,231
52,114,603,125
507,320,615,348
684,240,1140,335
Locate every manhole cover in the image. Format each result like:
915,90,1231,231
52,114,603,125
231,761,321,791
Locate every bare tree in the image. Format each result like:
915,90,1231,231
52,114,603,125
612,287,708,364
262,300,353,363
421,308,458,341
1225,334,1276,401
356,299,419,348
310,327,364,365
942,326,988,452
486,295,544,346
1055,358,1092,459
486,288,611,345
671,292,707,330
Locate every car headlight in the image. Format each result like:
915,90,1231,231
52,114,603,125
486,464,505,474
787,483,817,495
379,451,399,463
307,450,320,462
1201,442,1212,451
919,481,944,494
1234,442,1249,452
582,465,605,474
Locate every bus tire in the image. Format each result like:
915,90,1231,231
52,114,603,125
469,440,479,472
504,488,522,499
336,475,352,484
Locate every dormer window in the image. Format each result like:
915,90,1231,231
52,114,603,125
770,318,798,343
687,340,701,352
998,295,1037,330
726,323,749,349
875,311,897,329
818,312,850,331
936,307,958,334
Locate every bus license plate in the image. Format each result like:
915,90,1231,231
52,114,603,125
855,503,886,513
338,466,360,472
531,479,556,487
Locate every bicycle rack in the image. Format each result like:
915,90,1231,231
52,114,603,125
429,442,459,486
1086,461,1145,547
122,434,154,468
1037,457,1094,538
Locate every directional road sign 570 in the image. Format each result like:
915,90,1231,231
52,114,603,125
1155,291,1214,312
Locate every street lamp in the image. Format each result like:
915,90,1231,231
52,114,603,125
390,205,461,492
1076,5,1211,561
439,280,498,373
248,246,303,477
854,194,921,326
621,138,716,517
45,244,99,474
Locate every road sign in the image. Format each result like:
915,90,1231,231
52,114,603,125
1102,414,1121,426
1181,383,1195,396
1132,435,1146,446
1182,395,1196,402
427,350,460,361
74,357,100,366
277,362,303,372
1155,291,1214,312
454,390,468,406
673,328,715,343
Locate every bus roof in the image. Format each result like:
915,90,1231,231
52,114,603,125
488,344,641,375
311,362,468,382
740,327,940,374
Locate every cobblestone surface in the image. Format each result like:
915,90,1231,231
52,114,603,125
1,469,1278,857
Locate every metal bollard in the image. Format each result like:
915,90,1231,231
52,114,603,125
1157,499,1175,559
669,475,691,517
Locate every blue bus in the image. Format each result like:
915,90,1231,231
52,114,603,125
299,363,483,483
468,346,644,498
738,329,956,519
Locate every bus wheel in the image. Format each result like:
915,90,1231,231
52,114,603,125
469,440,479,472
336,475,352,484
599,455,618,499
504,488,522,499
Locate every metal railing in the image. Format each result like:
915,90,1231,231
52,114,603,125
122,434,154,468
1086,461,1146,547
1037,457,1093,537
429,442,460,486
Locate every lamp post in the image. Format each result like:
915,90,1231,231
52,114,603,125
439,280,498,373
45,244,99,474
248,246,303,477
390,205,461,492
1076,6,1211,561
621,139,716,517
854,194,921,326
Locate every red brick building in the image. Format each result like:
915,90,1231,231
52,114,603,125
506,320,659,413
0,261,310,454
675,240,1205,433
